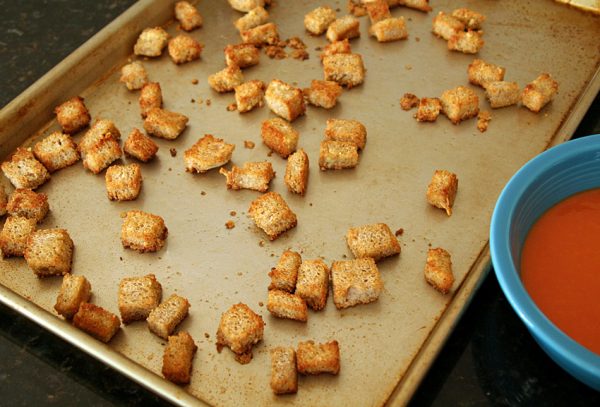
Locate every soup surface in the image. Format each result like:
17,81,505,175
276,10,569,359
521,188,600,355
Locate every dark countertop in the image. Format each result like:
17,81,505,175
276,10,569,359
0,1,598,406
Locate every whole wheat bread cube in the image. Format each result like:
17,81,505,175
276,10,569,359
0,216,36,258
163,331,197,385
219,161,275,192
139,82,163,118
297,340,340,375
208,65,244,93
105,163,143,201
143,108,188,140
267,289,308,322
54,274,92,319
235,80,265,113
123,128,159,162
118,274,162,324
467,59,505,88
224,43,260,68
485,81,521,108
440,86,479,124
228,0,266,13
82,134,122,174
370,17,408,42
295,259,329,311
54,96,91,134
184,134,235,173
452,7,485,30
320,39,352,61
25,228,74,277
175,1,203,31
1,148,50,190
120,62,148,91
78,119,121,156
331,258,382,309
400,93,419,110
284,149,309,195
134,27,169,57
325,118,366,150
241,22,279,46
326,15,360,42
323,53,365,88
268,250,301,292
346,223,401,261
424,247,454,294
248,192,297,240
216,303,265,364
33,131,80,172
448,31,484,54
265,80,306,122
522,73,558,113
426,169,458,216
415,97,442,122
7,189,49,223
400,0,432,12
304,6,336,35
319,140,359,170
168,34,203,64
73,303,121,343
261,118,299,158
270,347,298,395
431,12,464,40
304,80,342,109
235,6,269,32
121,210,168,252
366,0,391,24
0,186,7,216
147,294,191,339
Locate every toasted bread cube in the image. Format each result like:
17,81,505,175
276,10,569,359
219,161,274,192
147,294,191,339
432,12,464,40
320,39,352,61
323,53,365,88
295,259,329,311
78,119,121,156
1,148,50,190
105,164,142,201
7,189,49,223
326,15,360,42
228,0,266,12
331,258,382,309
248,192,297,240
54,274,92,319
305,6,337,35
144,108,188,140
208,65,244,93
139,82,163,118
325,118,367,150
440,86,479,124
425,247,454,294
0,186,7,216
400,93,419,110
25,229,73,277
118,274,162,323
270,347,297,395
163,331,197,385
370,17,408,42
82,135,122,174
261,118,299,158
0,216,36,258
121,210,168,253
241,22,279,46
304,80,342,109
398,0,432,12
216,303,265,364
467,59,505,88
73,303,120,343
522,73,559,113
123,128,158,162
477,110,491,133
184,135,235,173
267,290,308,322
448,30,484,54
485,81,520,108
426,169,458,216
415,97,442,122
346,223,401,261
297,340,340,375
235,6,269,32
33,131,80,173
235,80,265,113
452,8,485,30
168,35,203,64
366,0,391,24
265,80,306,122
224,43,260,68
348,0,367,16
175,1,203,31
120,62,148,91
284,149,309,195
134,27,169,57
319,140,359,170
54,96,91,134
268,250,301,292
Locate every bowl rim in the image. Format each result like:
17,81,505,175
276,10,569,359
490,134,600,378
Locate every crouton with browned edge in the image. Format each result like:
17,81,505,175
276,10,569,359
235,6,269,32
304,80,342,109
331,258,383,309
416,97,442,122
73,303,120,343
163,331,197,385
346,223,401,261
120,62,148,91
168,35,203,64
134,27,169,57
25,228,74,277
265,80,306,122
184,135,235,173
225,43,260,68
54,274,91,319
323,53,365,88
54,96,91,134
467,59,505,88
326,15,360,42
121,210,168,253
175,1,203,31
284,149,309,195
105,163,143,201
440,86,479,124
124,128,158,162
424,247,455,294
297,340,340,375
268,250,302,292
7,189,49,223
261,118,299,158
270,347,298,395
147,294,190,339
235,80,265,113
295,259,329,311
305,6,336,35
33,131,80,172
220,161,275,192
216,303,265,364
319,140,359,170
241,22,279,46
118,274,162,324
522,73,558,113
267,289,308,322
426,169,458,216
1,148,50,189
0,216,36,258
248,192,297,240
325,118,366,149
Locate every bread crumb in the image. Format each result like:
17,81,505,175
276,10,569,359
400,93,419,111
225,220,235,229
244,140,255,149
477,110,491,132
230,211,237,216
191,79,198,84
204,332,210,338
227,103,237,111
170,148,177,157
258,301,264,307
265,45,287,59
201,191,206,196
206,99,212,106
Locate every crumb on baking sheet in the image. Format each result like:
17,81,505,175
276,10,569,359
226,220,235,229
201,191,206,195
192,79,199,84
395,228,404,236
244,140,255,149
400,93,419,110
206,99,212,106
227,103,237,111
170,148,177,157
265,45,287,59
258,301,264,307
477,110,491,132
230,211,237,216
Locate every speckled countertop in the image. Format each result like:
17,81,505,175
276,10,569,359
0,1,599,406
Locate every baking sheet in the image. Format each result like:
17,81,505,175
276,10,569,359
0,1,598,406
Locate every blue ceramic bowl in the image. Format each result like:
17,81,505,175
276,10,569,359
490,135,600,390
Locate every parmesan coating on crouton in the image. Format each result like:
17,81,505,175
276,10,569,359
168,35,203,64
225,43,260,68
175,1,203,31
25,228,74,277
320,39,352,61
105,163,143,201
143,108,188,140
297,340,340,375
451,8,486,30
120,61,148,91
7,189,49,223
346,223,401,261
139,82,163,118
73,303,121,343
522,73,558,113
305,6,337,35
304,80,342,109
325,118,367,150
219,161,275,192
284,149,309,195
54,96,91,134
184,134,235,173
416,97,442,122
235,6,269,32
267,289,308,322
134,27,169,57
370,17,409,42
265,80,306,122
33,131,80,172
54,274,91,319
147,294,190,339
440,86,479,124
121,210,168,253
400,92,419,110
248,192,297,240
235,80,265,113
448,30,484,54
323,53,365,88
1,148,50,190
216,303,265,364
432,12,464,40
241,22,279,46
228,0,266,12
0,216,36,258
268,250,302,292
319,140,359,170
331,258,383,309
118,274,162,323
208,65,244,93
261,118,299,158
425,247,455,294
124,128,158,162
426,169,458,216
485,81,521,108
295,259,329,311
270,347,298,395
163,331,197,385
467,59,505,88
326,15,360,42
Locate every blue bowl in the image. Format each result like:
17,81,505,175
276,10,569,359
490,135,600,390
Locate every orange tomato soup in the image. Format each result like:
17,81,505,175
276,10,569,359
521,188,600,355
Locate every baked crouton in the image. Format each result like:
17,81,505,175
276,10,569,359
331,258,382,309
522,73,558,113
366,0,391,24
82,134,122,174
118,274,162,323
304,6,337,35
105,163,143,201
426,169,458,216
268,250,301,292
448,31,484,54
400,93,419,110
33,131,80,172
370,17,408,42
120,62,148,91
485,81,521,108
25,228,74,277
121,210,168,252
7,189,49,223
73,303,121,343
325,118,366,150
452,8,486,30
78,119,121,155
477,110,491,133
134,27,169,57
147,294,190,339
304,80,342,109
228,0,266,12
265,80,306,122
284,149,309,195
346,223,401,261
323,53,365,88
261,118,299,158
270,347,297,395
224,43,260,68
208,65,244,93
248,192,297,240
54,274,91,319
440,86,479,124
297,340,340,375
1,148,50,189
467,59,505,88
415,97,442,122
184,134,235,173
399,0,432,12
168,35,203,64
424,247,454,294
175,1,203,31
0,216,36,257
235,80,265,113
144,108,188,140
163,331,197,385
295,259,329,311
216,303,265,364
139,82,163,118
219,161,275,192
326,15,360,42
267,289,308,322
54,96,91,134
432,12,464,40
320,39,352,61
348,0,367,16
241,22,279,46
123,128,158,162
235,6,269,32
319,140,359,170
0,186,7,216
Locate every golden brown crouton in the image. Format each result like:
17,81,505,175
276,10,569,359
54,96,91,134
370,17,409,42
216,303,265,364
105,164,143,201
235,80,265,113
346,223,401,261
400,93,419,110
78,119,121,156
73,303,121,343
163,331,197,385
261,118,299,158
305,6,337,35
248,192,297,240
134,27,169,57
522,73,559,113
121,210,168,253
241,22,279,46
326,15,360,42
267,289,308,322
270,347,297,395
325,118,367,150
426,169,458,216
147,294,190,339
304,80,342,109
208,65,244,93
123,128,158,162
175,1,203,31
235,6,269,32
0,216,36,258
467,59,505,88
485,81,521,108
323,53,365,88
268,250,301,292
432,12,464,40
168,35,203,64
184,134,235,173
398,0,432,12
319,140,359,170
477,110,491,133
33,131,80,172
0,186,7,216
284,149,309,195
25,228,74,277
228,0,266,12
320,39,352,61
224,43,260,68
448,31,484,54
1,148,50,190
139,82,163,118
54,274,91,319
118,274,162,324
451,8,486,30
295,259,329,311
424,247,454,294
219,161,275,192
265,80,306,122
440,86,479,124
143,108,188,140
7,189,49,223
415,97,442,122
366,0,391,24
348,0,367,16
81,135,122,174
331,258,382,309
297,340,340,375
120,61,148,91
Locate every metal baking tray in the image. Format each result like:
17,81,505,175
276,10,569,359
0,0,598,405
